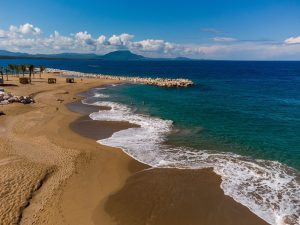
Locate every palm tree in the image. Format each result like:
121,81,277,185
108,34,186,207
39,65,45,79
28,65,34,83
0,67,4,82
4,68,10,81
15,65,21,77
21,65,27,77
8,64,15,76
32,65,36,79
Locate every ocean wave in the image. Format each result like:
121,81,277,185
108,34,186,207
93,93,109,98
83,96,300,225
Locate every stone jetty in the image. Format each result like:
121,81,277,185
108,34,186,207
0,91,34,105
46,68,194,88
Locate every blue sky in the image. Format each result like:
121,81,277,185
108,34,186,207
0,0,300,59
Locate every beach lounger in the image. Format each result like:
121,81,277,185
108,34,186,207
19,77,30,84
48,78,57,84
66,78,75,83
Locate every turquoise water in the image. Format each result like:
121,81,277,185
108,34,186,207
1,59,300,224
88,61,300,171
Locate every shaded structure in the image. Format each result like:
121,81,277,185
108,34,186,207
19,78,30,84
48,78,57,84
66,78,75,83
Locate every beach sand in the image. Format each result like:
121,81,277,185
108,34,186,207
0,73,269,225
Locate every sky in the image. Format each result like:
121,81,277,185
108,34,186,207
0,0,300,60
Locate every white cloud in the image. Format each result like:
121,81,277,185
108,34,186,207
212,37,237,42
284,36,300,44
43,31,74,50
108,33,133,46
0,30,7,38
133,39,166,51
97,35,106,44
0,23,300,59
108,35,121,45
9,23,42,36
75,31,95,46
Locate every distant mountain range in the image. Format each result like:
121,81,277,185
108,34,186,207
0,50,194,61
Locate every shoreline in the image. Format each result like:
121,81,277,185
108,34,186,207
86,83,300,225
0,73,268,225
68,87,269,225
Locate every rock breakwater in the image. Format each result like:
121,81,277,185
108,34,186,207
0,91,34,105
46,68,194,88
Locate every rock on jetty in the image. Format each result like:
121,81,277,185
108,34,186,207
0,91,34,105
46,68,194,88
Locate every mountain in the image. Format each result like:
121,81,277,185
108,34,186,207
0,50,30,57
0,49,193,61
36,52,101,59
0,50,145,60
101,50,145,60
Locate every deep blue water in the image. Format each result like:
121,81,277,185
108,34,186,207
1,59,299,170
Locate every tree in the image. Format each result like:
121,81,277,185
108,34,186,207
28,65,34,83
21,65,27,77
4,68,10,81
8,64,15,76
15,65,21,77
0,67,4,81
39,65,45,79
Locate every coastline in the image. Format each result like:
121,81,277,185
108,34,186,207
0,73,268,225
66,86,269,225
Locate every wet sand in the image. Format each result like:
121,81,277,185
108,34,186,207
103,168,268,225
67,101,139,140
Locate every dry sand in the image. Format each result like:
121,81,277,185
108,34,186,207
0,73,269,225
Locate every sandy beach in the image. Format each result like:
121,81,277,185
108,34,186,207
0,73,269,225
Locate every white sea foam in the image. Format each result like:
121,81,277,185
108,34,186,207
93,93,109,98
84,93,300,225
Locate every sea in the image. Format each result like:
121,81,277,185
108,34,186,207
1,59,299,225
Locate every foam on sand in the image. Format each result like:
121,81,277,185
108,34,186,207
83,90,300,225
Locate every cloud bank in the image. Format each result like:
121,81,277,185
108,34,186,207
0,23,300,60
284,36,300,44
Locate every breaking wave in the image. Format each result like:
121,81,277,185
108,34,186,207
83,90,300,225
